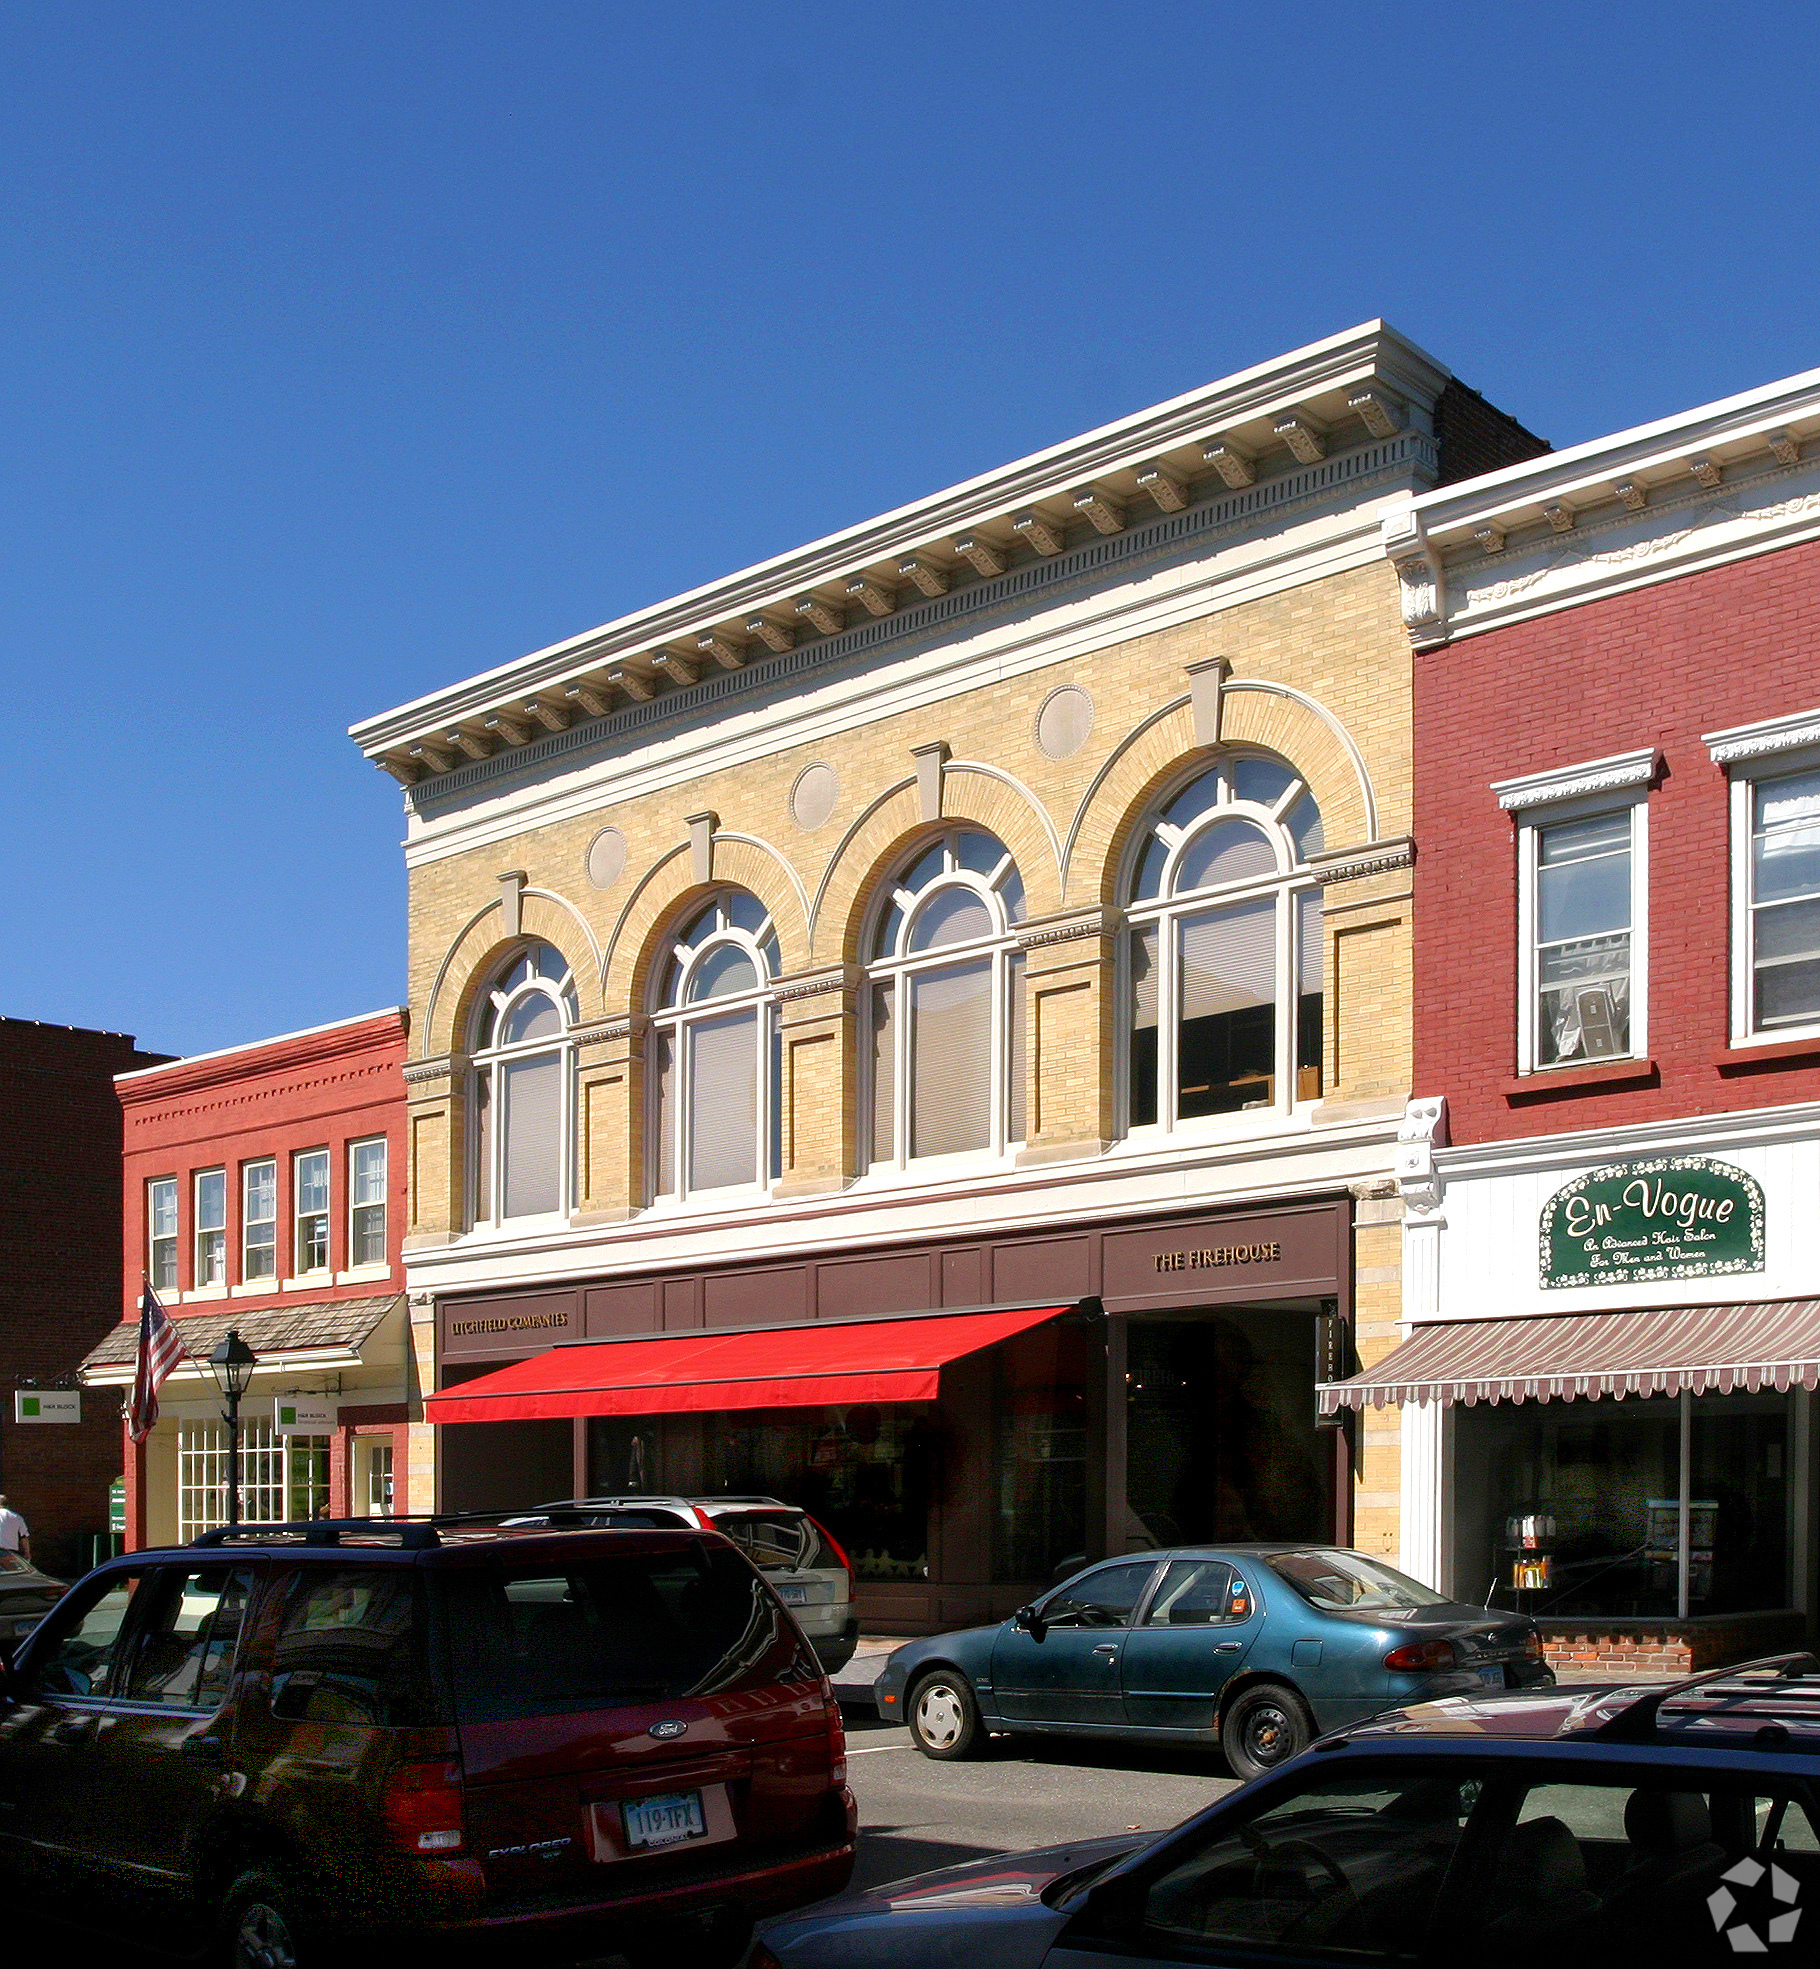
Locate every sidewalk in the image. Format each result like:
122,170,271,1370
832,1635,899,1711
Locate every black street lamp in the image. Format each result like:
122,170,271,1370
205,1330,258,1528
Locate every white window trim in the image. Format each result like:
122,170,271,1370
347,1135,388,1268
647,911,779,1207
1121,770,1324,1139
1491,747,1659,813
468,956,579,1233
147,1175,179,1295
1513,787,1649,1076
862,840,1027,1175
242,1157,278,1285
193,1167,228,1289
293,1147,333,1276
1723,739,1820,1047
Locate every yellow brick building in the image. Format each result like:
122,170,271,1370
353,322,1543,1633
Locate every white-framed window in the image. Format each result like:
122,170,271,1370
1516,797,1648,1072
194,1169,227,1286
650,891,781,1201
865,828,1027,1169
1124,753,1324,1131
294,1148,331,1273
148,1177,179,1293
242,1159,277,1281
470,941,579,1227
1730,760,1820,1041
177,1421,330,1539
362,1440,395,1517
348,1137,388,1266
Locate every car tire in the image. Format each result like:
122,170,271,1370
907,1668,988,1759
1221,1682,1314,1783
220,1867,306,1969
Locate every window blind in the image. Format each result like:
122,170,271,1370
911,960,992,1157
1297,887,1323,992
910,887,995,952
871,981,896,1164
688,1009,758,1192
1130,924,1160,1030
655,1031,677,1195
1009,953,1027,1144
474,1070,493,1220
1180,898,1277,1018
1175,819,1278,894
502,1052,563,1218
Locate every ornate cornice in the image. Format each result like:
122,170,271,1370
402,1054,458,1087
1491,748,1658,812
773,966,859,1004
1704,707,1820,765
1308,837,1415,884
1017,907,1120,951
571,1016,640,1045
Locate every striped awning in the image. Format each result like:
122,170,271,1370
1319,1301,1820,1413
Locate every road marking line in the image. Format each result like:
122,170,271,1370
847,1742,915,1754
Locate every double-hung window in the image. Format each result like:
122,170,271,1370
194,1170,227,1287
148,1178,179,1293
294,1149,331,1273
348,1138,387,1266
1498,751,1654,1075
470,942,578,1227
1736,762,1820,1038
242,1159,277,1281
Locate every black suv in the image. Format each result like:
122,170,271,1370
0,1519,855,1967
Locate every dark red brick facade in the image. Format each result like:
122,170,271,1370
1414,532,1820,1146
0,1019,169,1573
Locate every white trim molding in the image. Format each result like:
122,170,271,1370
1491,748,1659,812
1704,706,1820,766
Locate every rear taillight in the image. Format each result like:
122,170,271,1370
1523,1629,1545,1663
691,1506,716,1530
382,1759,465,1855
808,1515,853,1590
1383,1640,1459,1673
826,1699,847,1787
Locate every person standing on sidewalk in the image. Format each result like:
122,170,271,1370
0,1495,30,1563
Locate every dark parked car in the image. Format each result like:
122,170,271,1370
0,1518,854,1967
763,1654,1820,1969
0,1550,65,1643
875,1543,1551,1778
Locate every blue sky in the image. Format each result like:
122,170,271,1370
4,1,1818,1056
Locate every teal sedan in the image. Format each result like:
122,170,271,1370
874,1543,1552,1781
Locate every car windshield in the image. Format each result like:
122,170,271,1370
1265,1550,1450,1612
0,1554,29,1574
441,1542,808,1719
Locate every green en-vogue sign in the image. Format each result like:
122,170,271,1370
1540,1155,1765,1289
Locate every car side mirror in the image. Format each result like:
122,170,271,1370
1074,1871,1146,1939
1013,1604,1047,1642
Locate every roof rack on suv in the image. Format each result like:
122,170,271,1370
1590,1651,1820,1742
191,1518,444,1550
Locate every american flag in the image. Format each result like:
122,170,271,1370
128,1287,189,1443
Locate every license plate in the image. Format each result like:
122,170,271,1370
776,1583,808,1606
1478,1665,1506,1688
623,1790,707,1850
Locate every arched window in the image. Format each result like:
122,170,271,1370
651,891,781,1200
1126,753,1324,1129
470,942,579,1225
867,828,1028,1167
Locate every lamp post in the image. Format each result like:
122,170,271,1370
205,1330,258,1528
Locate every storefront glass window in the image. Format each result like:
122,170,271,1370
1453,1392,1792,1619
994,1322,1088,1582
1126,1312,1332,1546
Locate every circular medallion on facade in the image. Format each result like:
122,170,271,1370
1035,684,1095,761
790,763,840,832
586,825,627,890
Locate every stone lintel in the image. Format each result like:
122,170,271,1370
1015,1136,1111,1168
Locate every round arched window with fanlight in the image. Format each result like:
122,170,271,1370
469,941,579,1225
865,828,1028,1168
1125,752,1325,1129
649,890,781,1201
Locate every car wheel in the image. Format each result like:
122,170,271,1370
220,1868,305,1969
1221,1682,1314,1783
907,1668,987,1759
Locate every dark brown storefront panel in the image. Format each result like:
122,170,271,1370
992,1236,1093,1304
817,1251,937,1318
942,1247,985,1304
704,1266,808,1328
585,1282,658,1338
1102,1200,1347,1312
442,1289,578,1363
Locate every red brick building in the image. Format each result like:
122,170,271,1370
0,1019,169,1574
81,1009,411,1549
1324,364,1820,1671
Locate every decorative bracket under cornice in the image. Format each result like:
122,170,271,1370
1017,907,1120,951
1308,837,1415,885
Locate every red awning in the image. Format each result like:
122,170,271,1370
428,1303,1072,1424
1319,1301,1820,1413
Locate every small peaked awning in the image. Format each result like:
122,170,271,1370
428,1303,1073,1425
80,1294,404,1386
1320,1301,1820,1413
